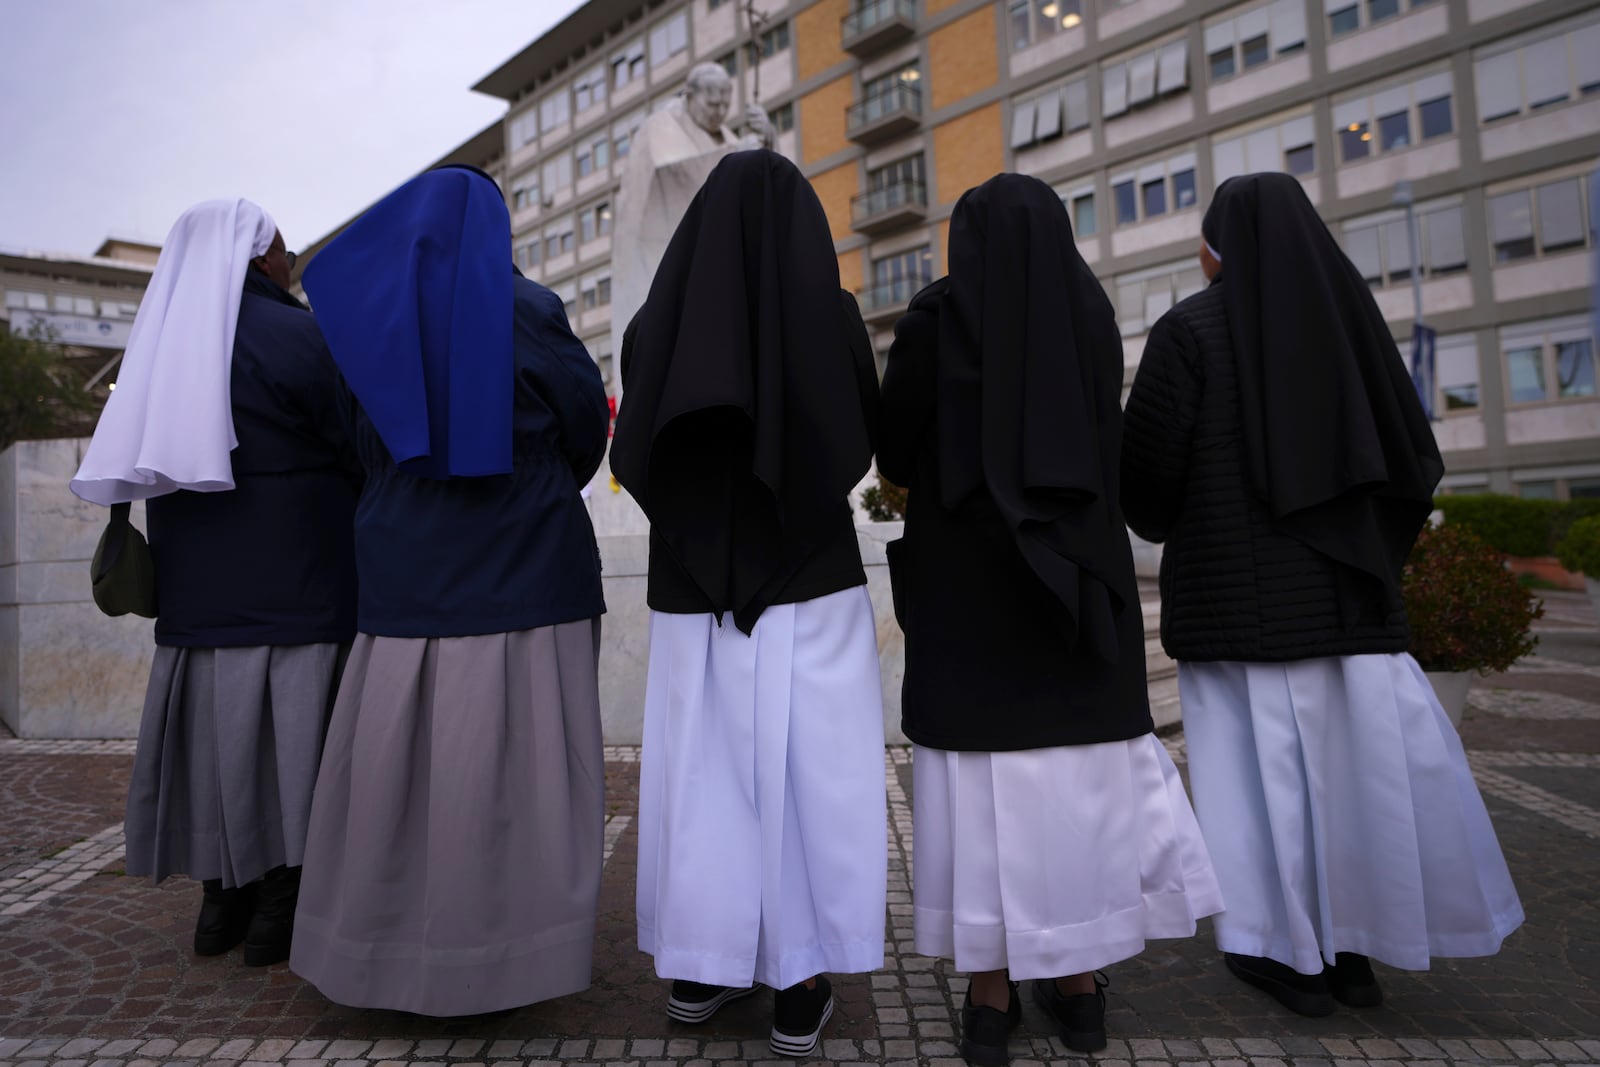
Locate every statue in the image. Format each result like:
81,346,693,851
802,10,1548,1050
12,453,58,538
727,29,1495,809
610,62,774,351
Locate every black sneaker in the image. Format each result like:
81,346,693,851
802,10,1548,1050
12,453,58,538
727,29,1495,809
193,879,254,957
666,979,759,1023
1032,973,1108,1053
1324,952,1382,1008
771,975,833,1058
1224,953,1336,1017
960,980,1020,1067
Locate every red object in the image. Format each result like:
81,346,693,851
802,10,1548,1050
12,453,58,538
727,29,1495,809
607,395,618,438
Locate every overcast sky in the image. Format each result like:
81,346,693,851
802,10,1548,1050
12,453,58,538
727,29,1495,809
0,0,584,257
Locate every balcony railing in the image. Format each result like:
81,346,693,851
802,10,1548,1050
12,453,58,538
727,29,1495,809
846,83,922,144
841,0,918,56
858,275,931,321
850,179,929,235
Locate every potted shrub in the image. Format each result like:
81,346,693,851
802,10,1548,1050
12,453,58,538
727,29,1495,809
1555,515,1600,619
1402,523,1543,726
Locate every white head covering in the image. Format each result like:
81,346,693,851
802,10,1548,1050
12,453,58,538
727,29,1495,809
70,199,278,506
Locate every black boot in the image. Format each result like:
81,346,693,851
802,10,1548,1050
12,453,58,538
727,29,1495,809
1324,952,1382,1007
1224,953,1335,1017
194,879,254,956
243,865,300,967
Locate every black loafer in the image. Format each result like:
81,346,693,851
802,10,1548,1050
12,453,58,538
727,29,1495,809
1033,973,1108,1053
960,980,1020,1067
193,879,254,957
1324,952,1382,1007
1224,953,1336,1017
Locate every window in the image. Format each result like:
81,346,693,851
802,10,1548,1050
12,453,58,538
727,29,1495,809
1333,69,1452,165
1342,202,1467,285
710,0,730,8
1110,151,1197,228
1056,182,1097,236
73,296,95,316
576,134,610,179
1113,260,1207,335
769,102,795,133
650,12,689,66
612,39,646,89
1489,176,1594,263
516,237,542,271
868,155,926,196
859,64,921,123
1500,317,1597,405
1010,76,1090,150
1212,113,1315,183
1009,0,1085,51
510,109,538,148
573,65,607,113
1436,335,1479,411
543,220,575,261
613,110,645,159
1102,39,1188,119
511,173,541,212
1205,0,1306,78
539,88,571,130
1474,18,1600,123
580,201,613,244
1327,0,1428,37
868,246,934,308
716,51,738,77
541,154,573,195
747,21,791,63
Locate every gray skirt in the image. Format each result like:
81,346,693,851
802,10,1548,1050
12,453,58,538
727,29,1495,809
125,642,346,889
290,619,605,1018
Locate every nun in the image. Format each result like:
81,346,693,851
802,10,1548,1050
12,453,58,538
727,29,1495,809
1120,172,1522,1016
287,167,610,1016
70,199,359,967
877,174,1222,1065
611,150,886,1058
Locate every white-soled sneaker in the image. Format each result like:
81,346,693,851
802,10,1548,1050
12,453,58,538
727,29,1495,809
667,979,760,1023
770,975,833,1058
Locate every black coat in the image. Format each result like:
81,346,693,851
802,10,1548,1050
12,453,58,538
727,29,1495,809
1120,282,1413,662
148,271,359,647
879,279,1152,752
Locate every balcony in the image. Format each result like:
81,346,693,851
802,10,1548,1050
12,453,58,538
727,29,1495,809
847,84,922,145
851,179,928,235
857,275,931,325
841,0,918,57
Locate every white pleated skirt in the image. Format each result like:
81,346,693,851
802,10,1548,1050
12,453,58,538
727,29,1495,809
913,735,1224,979
1180,653,1524,976
636,584,888,991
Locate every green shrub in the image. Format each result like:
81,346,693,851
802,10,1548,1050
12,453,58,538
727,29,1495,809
860,474,907,522
0,328,102,450
1555,515,1600,577
1551,499,1600,551
1435,494,1557,557
1403,523,1542,674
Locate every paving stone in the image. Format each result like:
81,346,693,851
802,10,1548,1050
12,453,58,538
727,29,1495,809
592,1041,627,1060
664,1043,699,1059
448,1042,484,1059
1238,1041,1285,1058
284,1046,324,1063
215,1044,255,1062
1205,1041,1241,1058
523,1043,558,1058
1545,1044,1588,1062
414,1042,452,1059
822,1043,858,1060
919,1043,960,1057
1130,1042,1166,1059
699,1045,737,1060
629,1043,666,1059
0,1045,28,1061
1358,1042,1405,1060
1397,1042,1446,1060
175,1043,219,1060
137,1046,177,1060
58,1043,107,1060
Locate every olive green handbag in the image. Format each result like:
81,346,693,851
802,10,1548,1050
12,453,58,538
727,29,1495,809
90,501,157,618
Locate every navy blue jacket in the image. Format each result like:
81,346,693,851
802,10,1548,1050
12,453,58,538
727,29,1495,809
343,276,607,638
147,271,360,647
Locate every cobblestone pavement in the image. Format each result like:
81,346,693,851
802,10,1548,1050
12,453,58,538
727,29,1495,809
2,593,1597,1067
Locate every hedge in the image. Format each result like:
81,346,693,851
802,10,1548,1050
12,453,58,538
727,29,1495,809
1435,494,1600,558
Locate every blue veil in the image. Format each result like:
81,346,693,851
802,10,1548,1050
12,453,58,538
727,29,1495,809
303,168,513,478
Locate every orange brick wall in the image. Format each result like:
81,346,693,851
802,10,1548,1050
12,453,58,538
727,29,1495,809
937,219,952,273
924,0,964,13
795,0,849,82
838,249,864,294
810,161,860,244
932,102,1003,208
928,7,999,112
800,74,854,165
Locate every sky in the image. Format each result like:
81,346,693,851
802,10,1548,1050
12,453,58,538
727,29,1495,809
0,0,585,257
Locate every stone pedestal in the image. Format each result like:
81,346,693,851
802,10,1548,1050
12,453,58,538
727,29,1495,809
0,438,154,739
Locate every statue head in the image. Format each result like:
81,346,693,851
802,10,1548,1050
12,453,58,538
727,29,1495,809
684,62,734,134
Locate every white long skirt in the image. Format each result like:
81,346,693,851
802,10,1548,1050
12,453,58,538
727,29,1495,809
913,736,1224,979
636,585,888,990
1180,653,1524,976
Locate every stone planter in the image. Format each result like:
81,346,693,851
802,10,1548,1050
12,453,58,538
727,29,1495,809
1505,555,1587,591
1425,669,1473,728
1589,577,1600,621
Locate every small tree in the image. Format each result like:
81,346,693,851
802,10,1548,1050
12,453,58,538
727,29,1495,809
860,473,907,521
1555,515,1600,577
1403,523,1542,674
0,328,103,450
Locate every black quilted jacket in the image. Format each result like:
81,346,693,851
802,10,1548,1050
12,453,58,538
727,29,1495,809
1119,281,1412,663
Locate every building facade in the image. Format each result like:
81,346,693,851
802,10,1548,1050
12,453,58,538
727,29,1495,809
325,0,1600,499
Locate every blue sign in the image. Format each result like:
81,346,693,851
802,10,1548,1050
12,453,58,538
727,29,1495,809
1411,322,1437,421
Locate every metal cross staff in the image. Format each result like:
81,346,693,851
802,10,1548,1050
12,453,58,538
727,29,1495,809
741,0,768,103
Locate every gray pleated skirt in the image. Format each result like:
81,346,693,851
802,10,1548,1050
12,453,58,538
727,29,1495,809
290,619,605,1018
124,643,346,889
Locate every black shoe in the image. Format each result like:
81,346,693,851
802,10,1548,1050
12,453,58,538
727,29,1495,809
1032,974,1108,1053
194,879,253,956
1224,953,1336,1017
1324,952,1382,1008
666,979,759,1023
242,866,300,967
771,975,833,1058
960,980,1020,1067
